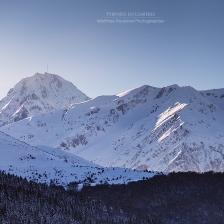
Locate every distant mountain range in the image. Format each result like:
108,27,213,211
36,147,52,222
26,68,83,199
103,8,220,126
0,73,224,174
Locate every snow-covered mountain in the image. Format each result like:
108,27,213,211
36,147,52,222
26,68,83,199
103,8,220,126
0,72,90,127
0,131,157,186
1,83,224,172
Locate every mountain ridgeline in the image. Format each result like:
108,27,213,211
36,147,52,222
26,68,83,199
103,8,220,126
0,73,224,173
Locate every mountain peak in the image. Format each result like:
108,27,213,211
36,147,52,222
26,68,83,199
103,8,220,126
0,73,90,126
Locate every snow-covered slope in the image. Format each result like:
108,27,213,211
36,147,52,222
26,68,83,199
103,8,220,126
1,84,224,172
200,88,224,110
0,73,90,126
0,131,158,186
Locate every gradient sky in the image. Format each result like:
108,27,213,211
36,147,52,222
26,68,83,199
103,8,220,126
0,0,223,99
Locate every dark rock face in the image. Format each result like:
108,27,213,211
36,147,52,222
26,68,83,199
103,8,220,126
13,106,29,122
155,87,165,99
41,87,47,98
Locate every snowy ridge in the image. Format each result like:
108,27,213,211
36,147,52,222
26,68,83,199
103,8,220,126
0,131,159,186
1,82,224,173
200,88,224,110
0,73,90,126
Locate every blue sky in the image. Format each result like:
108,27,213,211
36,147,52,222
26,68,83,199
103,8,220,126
0,0,223,99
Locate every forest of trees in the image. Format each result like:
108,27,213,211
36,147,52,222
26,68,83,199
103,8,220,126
0,170,224,223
